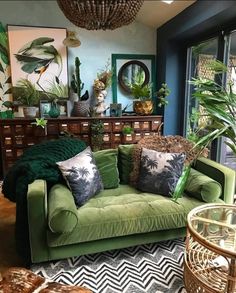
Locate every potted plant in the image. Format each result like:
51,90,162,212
31,117,48,136
190,60,236,157
130,72,153,115
156,83,171,107
15,78,40,118
71,57,89,117
90,119,104,151
122,125,134,143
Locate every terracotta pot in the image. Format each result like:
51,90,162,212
133,100,153,115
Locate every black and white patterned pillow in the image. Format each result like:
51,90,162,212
137,148,186,196
57,146,103,207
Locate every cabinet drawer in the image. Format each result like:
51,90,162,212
103,122,112,132
15,124,24,135
68,123,80,134
4,137,13,146
103,133,111,143
2,125,12,135
47,123,59,135
80,122,90,133
134,132,142,142
112,133,122,143
151,120,162,131
5,148,14,159
122,134,135,143
15,136,25,146
80,134,89,143
112,122,123,132
142,121,151,130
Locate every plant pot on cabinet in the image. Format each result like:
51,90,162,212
23,106,38,118
73,100,90,117
133,100,153,115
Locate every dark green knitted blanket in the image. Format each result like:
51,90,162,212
2,137,86,261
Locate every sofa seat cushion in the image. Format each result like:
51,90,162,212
46,185,215,248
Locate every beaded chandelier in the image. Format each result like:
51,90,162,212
57,0,144,30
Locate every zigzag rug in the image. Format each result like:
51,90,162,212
31,238,186,293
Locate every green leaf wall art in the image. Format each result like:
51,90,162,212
0,22,12,112
7,25,69,102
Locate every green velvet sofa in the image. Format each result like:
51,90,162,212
27,145,235,263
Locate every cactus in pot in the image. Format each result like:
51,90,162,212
71,57,90,116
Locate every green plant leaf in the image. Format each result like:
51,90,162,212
225,141,236,154
2,101,13,109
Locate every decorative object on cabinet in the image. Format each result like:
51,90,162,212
129,71,153,115
110,103,122,117
15,79,40,118
63,31,81,47
57,0,144,30
0,115,162,177
71,57,90,117
0,22,12,117
93,60,112,117
112,54,155,112
93,90,109,117
48,101,60,118
57,99,70,117
40,100,51,118
8,25,68,101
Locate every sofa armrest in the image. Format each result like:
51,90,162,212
194,157,235,204
27,179,49,263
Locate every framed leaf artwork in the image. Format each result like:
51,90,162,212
7,25,68,102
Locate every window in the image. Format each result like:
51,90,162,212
184,38,218,155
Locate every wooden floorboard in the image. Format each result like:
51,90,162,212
0,191,26,274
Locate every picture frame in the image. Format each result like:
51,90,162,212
57,99,69,117
111,54,156,112
40,100,51,117
7,25,68,102
110,103,122,117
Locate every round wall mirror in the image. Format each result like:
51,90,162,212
118,60,150,93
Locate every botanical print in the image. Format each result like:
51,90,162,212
0,22,12,113
138,148,186,196
8,25,68,101
57,147,103,207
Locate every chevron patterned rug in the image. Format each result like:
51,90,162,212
31,238,186,293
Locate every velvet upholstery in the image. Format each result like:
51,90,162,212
26,145,235,263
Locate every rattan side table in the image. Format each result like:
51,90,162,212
184,204,236,293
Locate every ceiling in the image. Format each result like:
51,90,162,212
136,0,196,29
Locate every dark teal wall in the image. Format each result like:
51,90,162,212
157,1,236,135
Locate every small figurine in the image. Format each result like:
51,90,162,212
94,90,109,116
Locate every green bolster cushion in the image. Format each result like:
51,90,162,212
94,148,120,189
118,144,134,184
48,184,78,234
185,168,222,203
